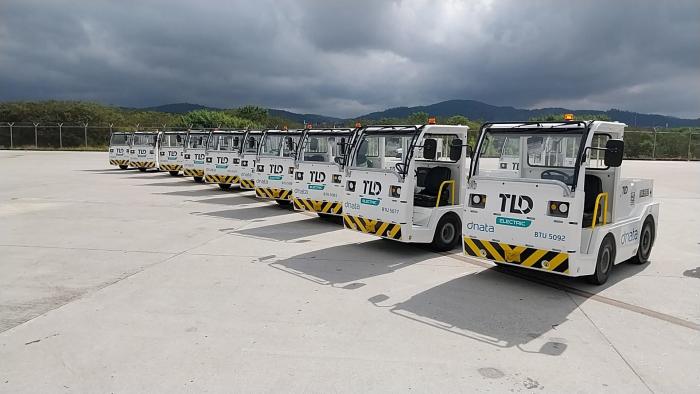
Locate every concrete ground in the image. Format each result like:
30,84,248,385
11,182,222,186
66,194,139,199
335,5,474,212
0,150,698,393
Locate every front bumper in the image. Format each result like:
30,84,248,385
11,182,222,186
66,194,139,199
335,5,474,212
205,174,240,184
130,161,156,168
463,236,570,275
293,198,342,215
342,214,402,240
255,187,292,200
183,168,204,177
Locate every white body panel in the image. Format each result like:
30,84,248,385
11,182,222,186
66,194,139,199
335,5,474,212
293,161,345,215
255,156,296,200
108,134,131,168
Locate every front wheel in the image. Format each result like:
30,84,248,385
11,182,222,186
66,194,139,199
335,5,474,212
169,171,179,176
276,199,292,207
218,183,232,190
119,165,128,170
588,235,615,285
630,217,655,264
430,214,461,252
138,168,147,172
193,176,204,183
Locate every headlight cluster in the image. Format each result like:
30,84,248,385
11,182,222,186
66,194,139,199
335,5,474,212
159,151,165,156
109,148,114,152
233,158,240,164
295,172,303,180
206,157,212,163
241,160,248,167
389,185,401,198
256,164,265,172
469,193,486,208
499,163,508,169
288,167,295,174
332,174,342,183
347,180,356,192
149,150,154,154
548,201,569,217
184,154,191,159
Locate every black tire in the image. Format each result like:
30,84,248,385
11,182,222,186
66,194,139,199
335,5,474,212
138,168,147,172
588,234,615,285
218,183,232,190
193,176,204,183
169,171,179,176
276,199,292,207
430,214,461,252
630,217,655,264
119,165,128,170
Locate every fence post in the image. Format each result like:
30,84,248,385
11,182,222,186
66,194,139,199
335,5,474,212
58,123,63,149
652,128,657,159
8,122,14,149
33,122,39,148
688,132,693,161
83,122,89,147
135,123,140,131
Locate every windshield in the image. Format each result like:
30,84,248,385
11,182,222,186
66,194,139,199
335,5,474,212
160,133,184,148
208,134,241,151
110,133,130,145
260,134,301,157
133,134,157,146
299,134,349,163
474,129,585,186
351,133,414,170
243,134,262,153
187,133,208,149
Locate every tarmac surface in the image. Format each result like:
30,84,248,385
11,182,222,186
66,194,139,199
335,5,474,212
1,150,699,393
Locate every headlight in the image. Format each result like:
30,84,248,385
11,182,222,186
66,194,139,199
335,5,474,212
241,160,248,167
256,164,264,172
469,193,486,208
500,163,507,169
288,167,295,174
109,148,114,152
150,150,154,154
184,154,191,159
295,171,303,180
347,180,356,192
389,185,401,198
233,158,240,164
332,174,342,183
548,201,569,217
159,151,165,156
206,157,212,163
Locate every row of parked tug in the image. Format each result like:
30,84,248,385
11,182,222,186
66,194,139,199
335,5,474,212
108,116,659,285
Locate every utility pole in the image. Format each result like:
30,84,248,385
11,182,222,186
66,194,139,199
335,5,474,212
83,122,89,147
58,123,63,149
8,122,14,148
33,122,39,148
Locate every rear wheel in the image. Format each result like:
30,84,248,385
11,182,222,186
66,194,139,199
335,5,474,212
119,165,128,170
630,217,655,264
138,168,147,172
588,235,615,285
218,183,232,190
193,176,204,183
430,214,461,252
169,171,179,176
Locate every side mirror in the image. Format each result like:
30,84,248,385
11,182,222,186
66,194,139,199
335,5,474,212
395,162,407,175
604,139,624,167
423,138,437,160
449,138,463,161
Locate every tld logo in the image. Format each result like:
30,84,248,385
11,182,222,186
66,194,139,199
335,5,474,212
362,180,382,196
310,170,326,183
168,150,177,157
499,193,533,215
217,156,229,164
138,149,147,155
194,154,205,160
269,164,283,174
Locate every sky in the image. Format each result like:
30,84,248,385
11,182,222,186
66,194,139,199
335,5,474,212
0,0,698,118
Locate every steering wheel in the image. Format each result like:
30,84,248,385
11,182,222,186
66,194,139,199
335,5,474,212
541,169,572,184
395,162,407,175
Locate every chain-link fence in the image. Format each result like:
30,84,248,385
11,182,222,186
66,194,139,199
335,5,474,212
0,123,698,159
0,122,165,150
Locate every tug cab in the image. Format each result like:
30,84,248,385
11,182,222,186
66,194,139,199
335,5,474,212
129,131,159,171
463,119,659,284
204,129,246,190
182,130,209,182
292,127,356,217
108,131,132,169
254,129,304,205
157,131,186,176
238,130,263,190
342,123,470,251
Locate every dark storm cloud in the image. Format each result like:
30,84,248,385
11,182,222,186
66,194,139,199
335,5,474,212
0,0,698,118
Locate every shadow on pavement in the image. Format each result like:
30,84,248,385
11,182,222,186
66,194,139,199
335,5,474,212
194,193,256,205
269,239,435,287
232,216,340,242
368,267,572,355
155,188,227,197
199,204,297,221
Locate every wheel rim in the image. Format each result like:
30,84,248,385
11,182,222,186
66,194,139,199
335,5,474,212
640,226,651,256
600,246,611,273
441,223,455,244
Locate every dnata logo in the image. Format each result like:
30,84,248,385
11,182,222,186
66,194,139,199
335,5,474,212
465,222,495,233
621,228,639,245
268,175,283,181
496,216,532,228
308,184,325,190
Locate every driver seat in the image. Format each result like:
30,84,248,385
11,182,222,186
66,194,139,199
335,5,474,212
582,174,602,227
414,166,452,207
